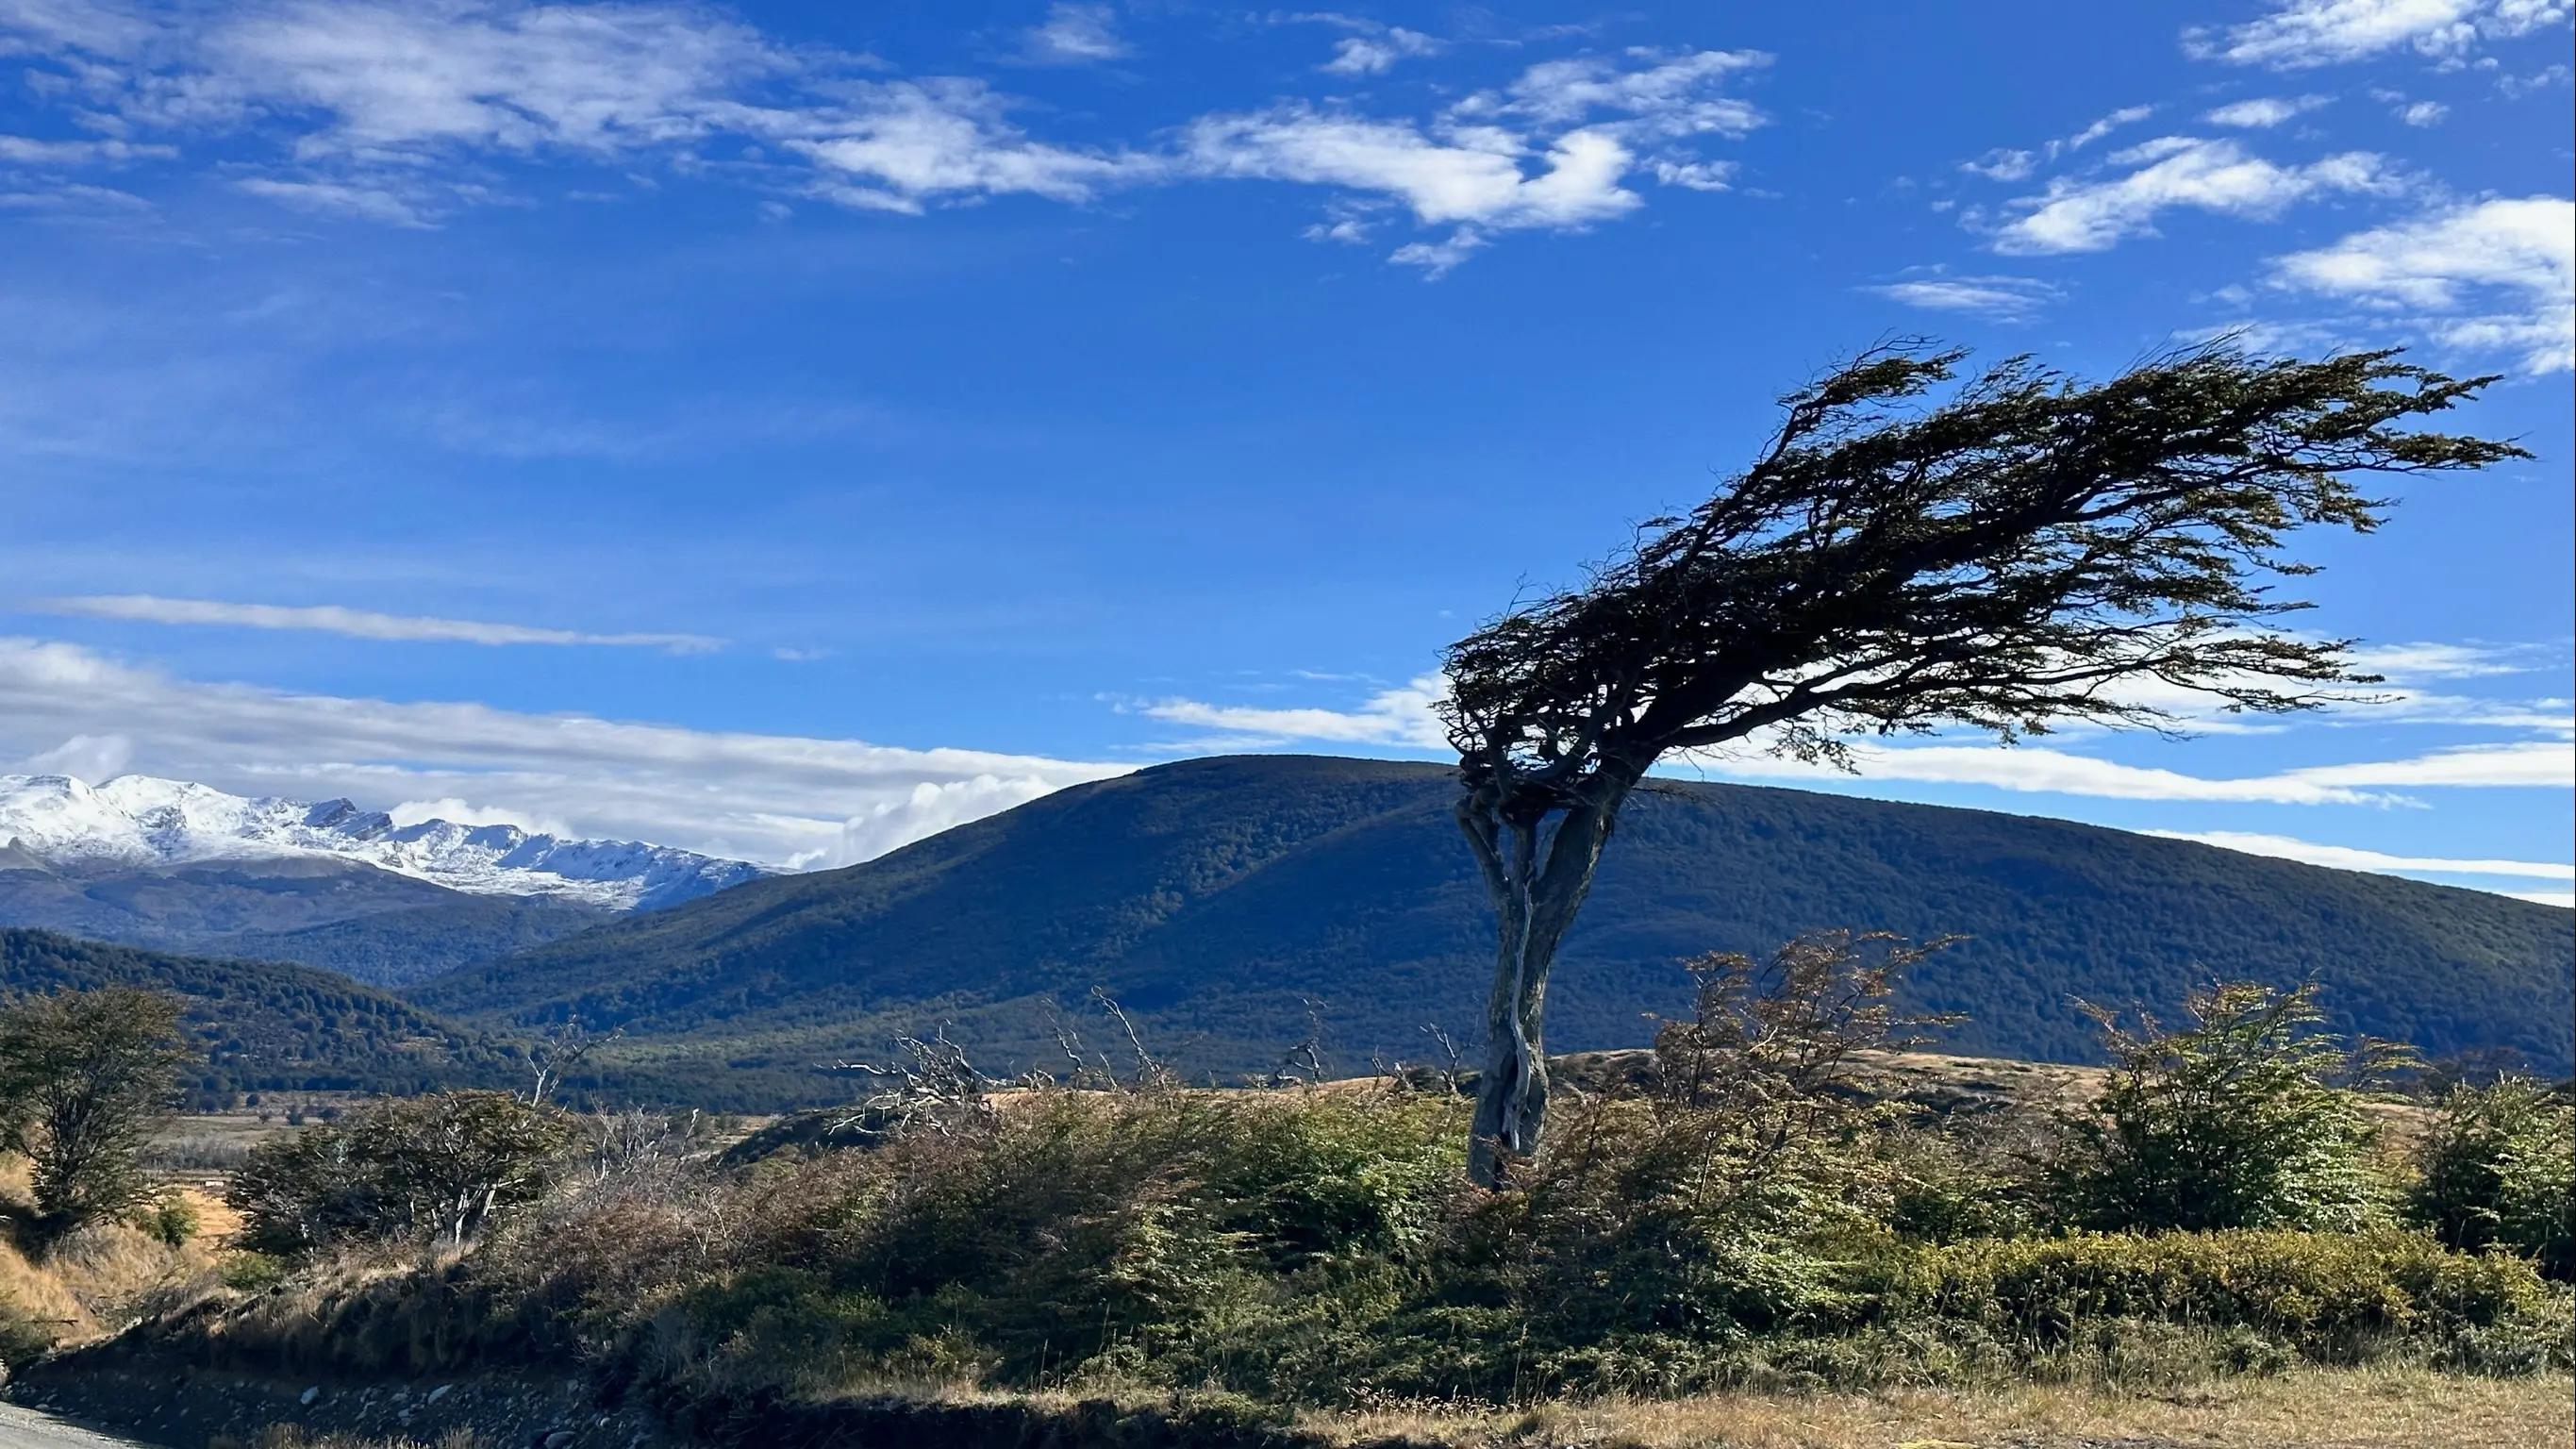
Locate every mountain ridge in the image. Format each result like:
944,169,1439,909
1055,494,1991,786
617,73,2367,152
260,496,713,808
410,755,2575,1101
0,772,772,910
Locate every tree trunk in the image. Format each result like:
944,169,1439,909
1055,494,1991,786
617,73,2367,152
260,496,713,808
1458,775,1630,1188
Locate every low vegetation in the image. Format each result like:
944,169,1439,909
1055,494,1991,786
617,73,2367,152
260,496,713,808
92,937,2552,1447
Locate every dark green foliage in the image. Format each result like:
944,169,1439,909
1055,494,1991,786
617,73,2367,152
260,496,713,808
1436,342,2521,1179
228,1091,579,1256
1870,1228,2560,1357
2048,982,2395,1233
0,986,193,1236
138,1192,201,1247
205,896,610,987
405,757,2573,1109
2409,1076,2576,1278
267,1074,2572,1413
0,928,518,1097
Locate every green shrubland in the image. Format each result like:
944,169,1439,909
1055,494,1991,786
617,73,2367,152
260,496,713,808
175,941,2571,1428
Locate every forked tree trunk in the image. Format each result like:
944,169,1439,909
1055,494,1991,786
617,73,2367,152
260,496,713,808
1457,774,1632,1188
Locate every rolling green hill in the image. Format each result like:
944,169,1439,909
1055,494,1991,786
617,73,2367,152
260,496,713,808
1,927,520,1102
409,756,2573,1105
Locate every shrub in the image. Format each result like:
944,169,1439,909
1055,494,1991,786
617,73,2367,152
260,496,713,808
137,1193,200,1248
229,1091,576,1257
1871,1227,2565,1357
218,1251,288,1293
2048,982,2397,1232
2410,1075,2575,1279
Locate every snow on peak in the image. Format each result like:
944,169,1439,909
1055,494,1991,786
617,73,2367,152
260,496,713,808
0,773,769,910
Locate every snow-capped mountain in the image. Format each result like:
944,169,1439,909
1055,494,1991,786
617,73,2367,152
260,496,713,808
0,773,770,911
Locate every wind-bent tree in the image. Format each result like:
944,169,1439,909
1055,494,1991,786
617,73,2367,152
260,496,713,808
1439,342,2521,1186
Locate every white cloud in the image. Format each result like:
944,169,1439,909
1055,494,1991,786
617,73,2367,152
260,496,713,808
2185,0,2571,69
2348,641,2556,678
2506,890,2574,908
1182,109,1640,233
0,134,175,164
1675,739,2402,806
233,175,434,226
388,796,575,838
2065,103,2156,150
1388,228,1486,277
1018,3,1129,65
822,774,1066,866
2497,61,2572,95
1451,48,1770,138
1960,148,2037,183
2146,827,2574,883
2203,94,2334,126
0,636,1124,868
1993,137,2401,254
0,6,1745,270
2269,195,2575,372
2395,98,2451,123
1126,674,1450,750
1863,273,2064,321
1960,105,2158,184
2288,739,2573,787
1321,27,1438,76
1651,158,1737,192
788,79,1157,212
38,594,729,653
190,0,782,156
1126,662,2570,808
20,732,133,781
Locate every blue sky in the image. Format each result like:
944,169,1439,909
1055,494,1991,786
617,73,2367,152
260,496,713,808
1,0,2568,903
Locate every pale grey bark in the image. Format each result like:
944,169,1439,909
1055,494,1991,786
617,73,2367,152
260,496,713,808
1458,767,1634,1187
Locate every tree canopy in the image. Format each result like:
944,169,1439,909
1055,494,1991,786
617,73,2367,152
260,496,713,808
1440,341,2523,1184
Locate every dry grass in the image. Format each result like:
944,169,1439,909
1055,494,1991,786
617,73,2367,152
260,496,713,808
1305,1368,2575,1448
0,1150,224,1347
0,1233,95,1333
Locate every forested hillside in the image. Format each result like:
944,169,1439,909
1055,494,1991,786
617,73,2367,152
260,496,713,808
0,927,518,1101
410,756,2573,1105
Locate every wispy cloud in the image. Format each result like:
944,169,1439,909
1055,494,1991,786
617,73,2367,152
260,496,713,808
1121,650,2571,808
2268,195,2575,373
1993,136,2402,254
2146,826,2574,885
1016,3,1130,65
2202,94,2333,127
1117,674,1451,750
0,3,1765,275
1321,26,1439,76
0,134,176,164
787,79,1160,213
1958,103,2158,183
2185,0,2572,70
36,595,729,654
1863,272,2064,321
0,637,1123,868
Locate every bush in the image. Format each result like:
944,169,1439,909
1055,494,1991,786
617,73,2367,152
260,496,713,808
229,1091,576,1257
1870,1227,2566,1358
2048,982,2397,1232
2409,1075,2575,1279
136,1193,200,1248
